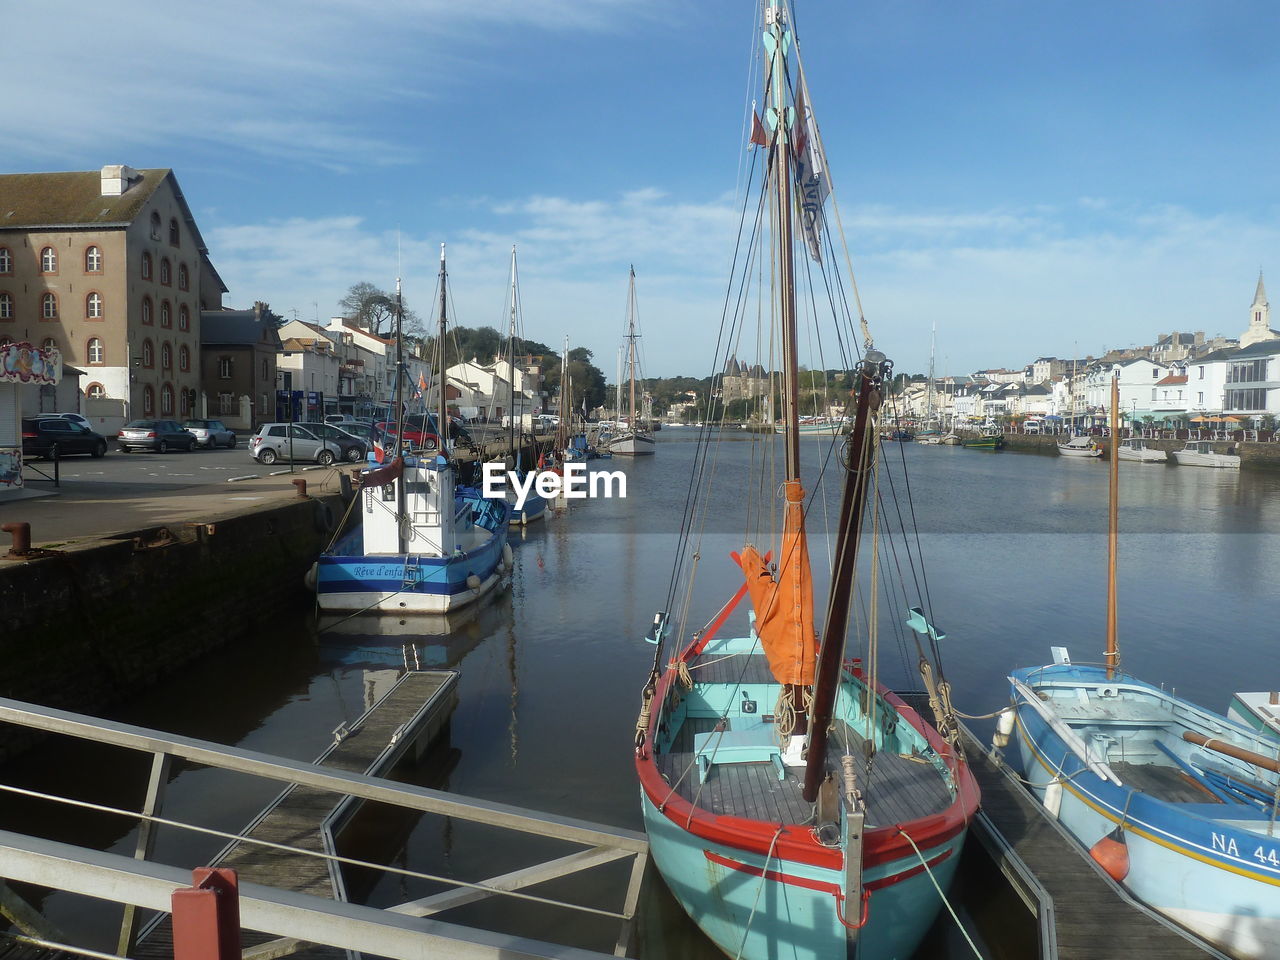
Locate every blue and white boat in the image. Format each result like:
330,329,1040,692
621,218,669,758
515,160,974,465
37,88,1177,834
633,6,977,957
1005,374,1280,959
1008,659,1280,958
314,246,512,614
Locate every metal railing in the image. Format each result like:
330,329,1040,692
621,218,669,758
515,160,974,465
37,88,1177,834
0,696,647,960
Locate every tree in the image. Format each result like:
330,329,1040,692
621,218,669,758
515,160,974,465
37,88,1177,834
338,282,422,337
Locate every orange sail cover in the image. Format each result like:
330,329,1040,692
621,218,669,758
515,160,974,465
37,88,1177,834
739,479,816,686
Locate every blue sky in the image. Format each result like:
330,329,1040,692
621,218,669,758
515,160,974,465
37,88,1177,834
10,1,1280,377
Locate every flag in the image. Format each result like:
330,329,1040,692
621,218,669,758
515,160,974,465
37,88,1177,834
749,110,769,148
791,77,830,263
372,438,386,464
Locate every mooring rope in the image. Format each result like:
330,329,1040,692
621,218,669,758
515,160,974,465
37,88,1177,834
734,825,785,960
896,827,985,959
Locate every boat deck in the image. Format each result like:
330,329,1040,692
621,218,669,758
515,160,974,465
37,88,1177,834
655,654,954,828
1110,761,1221,804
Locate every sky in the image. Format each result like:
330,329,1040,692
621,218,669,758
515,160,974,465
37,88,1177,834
9,0,1280,377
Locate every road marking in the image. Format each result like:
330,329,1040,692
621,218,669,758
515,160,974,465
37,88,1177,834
226,475,261,482
226,496,266,501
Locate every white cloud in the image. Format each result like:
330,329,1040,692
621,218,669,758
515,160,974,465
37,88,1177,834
208,192,1280,376
6,0,643,169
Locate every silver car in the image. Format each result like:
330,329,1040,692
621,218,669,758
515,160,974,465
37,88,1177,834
249,423,341,465
183,419,236,449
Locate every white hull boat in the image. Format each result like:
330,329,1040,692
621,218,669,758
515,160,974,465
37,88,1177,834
1170,440,1240,468
1117,439,1167,463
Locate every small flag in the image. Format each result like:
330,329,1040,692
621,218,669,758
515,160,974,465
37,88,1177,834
372,439,386,464
750,111,769,148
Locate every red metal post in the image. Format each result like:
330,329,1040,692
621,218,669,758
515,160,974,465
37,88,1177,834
172,868,240,960
291,478,309,499
1,522,31,557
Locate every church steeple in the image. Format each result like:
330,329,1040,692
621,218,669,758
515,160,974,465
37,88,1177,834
1241,269,1278,347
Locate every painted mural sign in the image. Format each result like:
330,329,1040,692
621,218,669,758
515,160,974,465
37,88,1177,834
0,449,22,489
0,342,61,385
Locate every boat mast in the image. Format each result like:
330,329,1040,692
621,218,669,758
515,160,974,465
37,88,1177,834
394,275,406,554
508,245,518,463
616,346,623,424
437,243,449,457
627,267,639,434
558,336,570,454
1105,371,1120,679
766,2,802,480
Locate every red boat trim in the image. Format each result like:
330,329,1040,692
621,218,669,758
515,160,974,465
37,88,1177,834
864,847,953,890
705,849,840,893
360,456,404,489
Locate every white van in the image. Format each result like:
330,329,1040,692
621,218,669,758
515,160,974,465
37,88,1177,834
1023,418,1043,435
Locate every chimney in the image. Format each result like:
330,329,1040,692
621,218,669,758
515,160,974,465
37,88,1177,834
100,165,138,197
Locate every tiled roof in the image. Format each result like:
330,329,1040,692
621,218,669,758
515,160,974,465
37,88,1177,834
0,168,168,229
1155,374,1188,385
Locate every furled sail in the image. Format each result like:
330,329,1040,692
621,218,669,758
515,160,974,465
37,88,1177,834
739,478,815,686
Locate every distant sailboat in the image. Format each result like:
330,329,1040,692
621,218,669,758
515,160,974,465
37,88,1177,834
609,267,655,456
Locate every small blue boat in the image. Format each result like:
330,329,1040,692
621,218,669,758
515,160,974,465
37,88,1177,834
1008,658,1280,958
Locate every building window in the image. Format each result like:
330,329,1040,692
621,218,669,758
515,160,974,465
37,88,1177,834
160,301,171,328
40,247,57,273
179,344,190,371
262,358,269,380
161,342,172,369
143,384,155,415
87,338,104,364
161,383,174,415
160,258,171,285
219,392,235,415
218,357,232,379
1198,366,1204,379
86,292,103,319
150,212,161,240
142,252,152,280
178,304,189,331
42,337,57,353
1151,388,1156,400
0,293,11,320
142,339,154,368
42,292,58,319
178,263,189,291
86,382,106,399
0,248,11,274
1228,359,1268,384
1226,388,1267,412
85,246,103,273
169,219,180,246
179,389,190,416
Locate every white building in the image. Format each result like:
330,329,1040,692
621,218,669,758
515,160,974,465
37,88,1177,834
1239,272,1280,349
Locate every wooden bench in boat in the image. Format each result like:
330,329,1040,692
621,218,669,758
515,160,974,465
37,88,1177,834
693,717,785,783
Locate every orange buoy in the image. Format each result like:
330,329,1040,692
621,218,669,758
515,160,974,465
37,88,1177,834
1089,825,1130,882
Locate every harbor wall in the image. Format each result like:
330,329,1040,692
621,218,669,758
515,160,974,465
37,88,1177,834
996,432,1280,469
0,494,343,760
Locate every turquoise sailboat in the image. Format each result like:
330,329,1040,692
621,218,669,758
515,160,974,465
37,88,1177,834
633,5,977,958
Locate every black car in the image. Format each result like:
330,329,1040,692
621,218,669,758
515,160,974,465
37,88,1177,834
21,417,109,460
299,423,369,462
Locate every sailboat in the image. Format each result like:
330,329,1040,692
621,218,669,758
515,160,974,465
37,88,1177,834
609,267,655,456
498,246,547,525
1006,374,1280,959
313,245,512,613
633,6,978,958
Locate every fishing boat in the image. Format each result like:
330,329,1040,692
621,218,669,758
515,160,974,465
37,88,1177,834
1116,438,1168,463
609,268,655,457
1057,435,1102,458
1005,374,1280,959
1170,440,1241,469
634,6,978,958
1227,692,1280,740
314,246,512,614
961,433,1003,450
939,432,962,445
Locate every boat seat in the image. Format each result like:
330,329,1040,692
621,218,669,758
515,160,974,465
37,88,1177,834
693,717,785,783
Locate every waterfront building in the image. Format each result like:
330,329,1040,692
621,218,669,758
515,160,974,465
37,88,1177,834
0,165,226,426
277,328,341,404
1084,358,1169,417
721,354,770,402
200,303,282,431
1224,339,1280,420
1239,271,1280,349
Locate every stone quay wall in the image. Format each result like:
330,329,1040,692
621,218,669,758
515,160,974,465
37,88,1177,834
995,432,1280,468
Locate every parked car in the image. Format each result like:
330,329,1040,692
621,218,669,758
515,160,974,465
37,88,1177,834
373,419,440,450
183,419,237,449
299,422,368,462
32,412,94,431
248,424,342,465
21,417,109,459
322,420,379,446
117,419,197,453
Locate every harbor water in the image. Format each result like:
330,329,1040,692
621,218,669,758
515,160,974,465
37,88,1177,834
4,432,1279,956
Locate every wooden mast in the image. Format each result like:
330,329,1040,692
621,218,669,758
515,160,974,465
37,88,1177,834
1105,370,1120,679
393,276,406,554
507,245,518,464
436,243,449,457
627,267,638,437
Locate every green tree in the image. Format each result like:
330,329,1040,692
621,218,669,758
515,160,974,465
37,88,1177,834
338,282,422,337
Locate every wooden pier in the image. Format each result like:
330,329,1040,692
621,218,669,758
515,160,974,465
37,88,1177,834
959,723,1224,960
135,669,459,958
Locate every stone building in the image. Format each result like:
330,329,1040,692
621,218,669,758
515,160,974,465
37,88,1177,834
722,355,770,402
0,165,225,424
1239,272,1280,348
200,303,282,430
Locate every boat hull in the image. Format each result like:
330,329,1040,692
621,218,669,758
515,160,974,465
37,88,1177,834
961,435,1003,449
1117,447,1168,463
1057,441,1102,457
1010,666,1280,959
1170,451,1241,468
508,492,548,525
640,789,965,960
610,433,655,456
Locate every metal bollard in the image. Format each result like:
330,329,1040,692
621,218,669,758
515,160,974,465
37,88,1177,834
172,867,240,960
291,478,309,499
1,522,31,557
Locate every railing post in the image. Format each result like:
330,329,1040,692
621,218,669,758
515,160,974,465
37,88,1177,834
117,751,172,956
172,867,239,960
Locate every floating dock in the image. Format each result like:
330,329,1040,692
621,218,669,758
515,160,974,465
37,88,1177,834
134,669,459,958
959,723,1224,959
